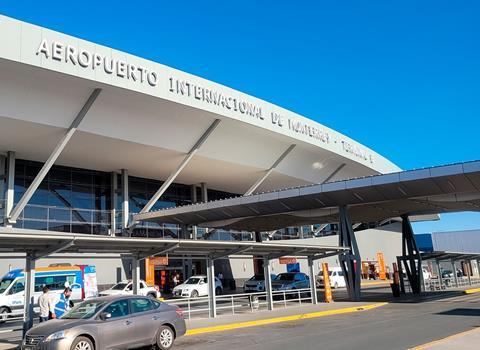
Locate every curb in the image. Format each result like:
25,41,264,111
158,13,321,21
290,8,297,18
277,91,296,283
185,302,388,336
464,287,480,294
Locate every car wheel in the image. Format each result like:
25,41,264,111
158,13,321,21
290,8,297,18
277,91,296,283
70,336,94,350
190,290,199,298
148,293,157,299
215,287,222,295
0,307,9,324
156,325,175,350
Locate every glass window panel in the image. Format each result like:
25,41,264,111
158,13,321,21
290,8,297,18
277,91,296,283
23,206,48,220
93,173,110,188
72,209,92,223
72,170,93,185
48,167,71,182
92,224,109,235
71,223,92,234
48,182,72,208
28,181,49,206
93,187,110,211
129,178,146,193
49,207,71,222
25,162,42,179
71,184,94,210
48,222,71,233
92,211,110,224
23,220,49,231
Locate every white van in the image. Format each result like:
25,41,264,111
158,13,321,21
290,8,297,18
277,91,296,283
316,267,346,289
0,265,97,322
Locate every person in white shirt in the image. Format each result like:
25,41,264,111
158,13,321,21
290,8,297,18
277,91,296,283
37,286,55,322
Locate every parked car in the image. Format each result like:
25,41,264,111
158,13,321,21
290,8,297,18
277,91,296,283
271,272,310,291
0,265,97,323
243,274,277,293
316,267,346,289
99,280,160,299
172,275,223,298
22,295,185,350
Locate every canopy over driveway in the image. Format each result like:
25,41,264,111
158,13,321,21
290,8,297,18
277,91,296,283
134,160,480,231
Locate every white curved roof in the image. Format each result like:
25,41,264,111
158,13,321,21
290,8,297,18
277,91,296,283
0,15,400,194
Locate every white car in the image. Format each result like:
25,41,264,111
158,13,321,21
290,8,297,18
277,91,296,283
172,275,223,298
99,280,160,299
316,267,346,289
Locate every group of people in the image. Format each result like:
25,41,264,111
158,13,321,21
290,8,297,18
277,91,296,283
37,286,74,322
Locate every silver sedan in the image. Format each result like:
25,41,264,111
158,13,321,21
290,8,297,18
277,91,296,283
22,295,186,350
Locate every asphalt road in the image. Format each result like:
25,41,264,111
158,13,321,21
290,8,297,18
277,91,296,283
175,292,480,350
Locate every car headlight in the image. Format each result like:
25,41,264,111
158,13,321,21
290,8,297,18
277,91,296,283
45,330,66,342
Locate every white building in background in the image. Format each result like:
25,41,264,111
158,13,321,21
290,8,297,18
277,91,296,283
0,15,407,289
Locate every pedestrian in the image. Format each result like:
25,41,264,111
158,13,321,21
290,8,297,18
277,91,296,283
173,272,179,287
217,272,224,287
38,286,53,323
53,287,73,319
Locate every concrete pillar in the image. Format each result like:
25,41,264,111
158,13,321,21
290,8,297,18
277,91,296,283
263,258,273,310
5,151,15,226
132,258,140,295
207,258,216,318
121,169,129,231
0,154,5,207
308,258,318,304
201,182,208,202
110,172,118,236
452,260,458,287
23,255,35,335
191,184,197,204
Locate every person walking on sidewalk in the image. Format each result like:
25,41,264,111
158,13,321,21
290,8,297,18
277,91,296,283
38,286,54,322
53,287,73,319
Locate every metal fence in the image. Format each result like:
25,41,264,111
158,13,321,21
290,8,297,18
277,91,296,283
165,288,314,319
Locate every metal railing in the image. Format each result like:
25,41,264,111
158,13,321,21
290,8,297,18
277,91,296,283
165,288,314,319
424,276,480,291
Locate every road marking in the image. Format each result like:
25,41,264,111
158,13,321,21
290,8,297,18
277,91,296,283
361,280,391,286
185,302,388,336
408,327,480,349
464,287,480,294
0,329,14,334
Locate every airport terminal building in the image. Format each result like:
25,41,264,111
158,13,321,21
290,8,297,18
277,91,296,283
0,15,409,289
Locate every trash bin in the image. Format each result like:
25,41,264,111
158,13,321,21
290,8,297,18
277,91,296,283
390,283,400,297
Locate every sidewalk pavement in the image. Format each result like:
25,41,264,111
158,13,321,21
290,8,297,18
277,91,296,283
410,327,480,350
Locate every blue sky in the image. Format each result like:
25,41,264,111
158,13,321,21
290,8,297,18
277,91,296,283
1,1,479,233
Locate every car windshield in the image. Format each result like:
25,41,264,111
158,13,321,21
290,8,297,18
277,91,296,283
250,275,265,281
0,279,14,293
62,300,108,319
185,278,201,285
275,274,295,281
111,282,128,290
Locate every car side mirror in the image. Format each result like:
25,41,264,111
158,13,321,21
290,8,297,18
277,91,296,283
99,312,111,321
199,281,205,285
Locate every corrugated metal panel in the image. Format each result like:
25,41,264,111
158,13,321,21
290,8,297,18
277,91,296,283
431,230,480,253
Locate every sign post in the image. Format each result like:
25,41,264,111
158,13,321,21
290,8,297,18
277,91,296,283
377,252,386,280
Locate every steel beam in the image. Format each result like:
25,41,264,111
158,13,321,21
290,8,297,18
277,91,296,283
8,89,102,224
140,119,220,214
121,169,129,230
34,241,75,260
207,258,217,318
138,243,180,260
338,205,361,301
244,144,296,196
23,255,35,335
452,260,458,287
210,246,252,260
399,215,423,293
308,258,318,304
263,258,273,310
132,257,140,295
310,250,344,261
4,152,15,225
267,248,307,260
322,163,346,184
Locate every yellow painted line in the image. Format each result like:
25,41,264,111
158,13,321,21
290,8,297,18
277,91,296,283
464,287,480,294
408,327,480,350
185,302,388,336
361,280,391,286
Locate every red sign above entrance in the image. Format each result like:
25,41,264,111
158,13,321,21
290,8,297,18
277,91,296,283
150,256,169,266
279,257,297,265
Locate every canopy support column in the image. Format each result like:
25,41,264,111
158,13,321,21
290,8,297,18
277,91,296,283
121,169,129,232
399,215,423,294
7,89,101,224
308,258,318,304
452,260,459,287
139,119,220,215
4,151,15,226
132,257,140,295
207,258,216,318
263,257,273,310
23,255,35,336
338,206,361,301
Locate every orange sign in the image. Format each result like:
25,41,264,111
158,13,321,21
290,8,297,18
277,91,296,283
322,263,333,303
150,256,169,266
145,258,155,286
279,257,297,264
376,252,386,280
